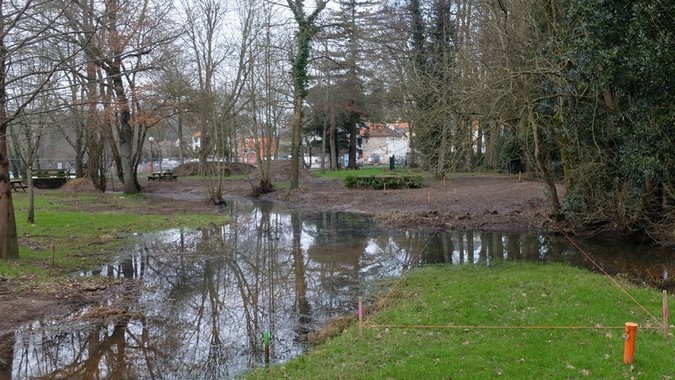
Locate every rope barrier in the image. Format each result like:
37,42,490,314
364,323,655,330
359,224,665,334
551,221,662,326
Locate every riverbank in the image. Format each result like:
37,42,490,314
246,263,674,379
0,189,228,338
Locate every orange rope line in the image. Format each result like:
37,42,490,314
552,221,661,325
361,225,664,332
364,323,650,330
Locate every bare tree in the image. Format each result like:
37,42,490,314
8,94,52,224
321,0,376,170
181,0,229,169
180,0,253,204
1,0,81,259
62,0,177,194
472,0,562,215
152,55,196,165
58,59,88,179
244,0,290,194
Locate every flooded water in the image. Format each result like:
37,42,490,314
5,200,673,379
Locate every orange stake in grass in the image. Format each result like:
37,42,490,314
623,322,638,365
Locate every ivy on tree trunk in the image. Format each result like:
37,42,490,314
287,0,328,190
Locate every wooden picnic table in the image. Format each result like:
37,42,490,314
10,179,26,192
148,171,177,181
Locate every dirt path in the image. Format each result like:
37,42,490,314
0,169,559,367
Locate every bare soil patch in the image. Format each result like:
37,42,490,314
264,173,558,232
135,164,556,233
1,164,558,367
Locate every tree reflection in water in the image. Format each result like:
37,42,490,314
7,202,674,379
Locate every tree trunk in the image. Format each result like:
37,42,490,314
290,93,303,189
437,123,448,176
110,66,139,194
407,120,417,167
474,119,482,166
0,127,19,260
530,107,560,216
329,116,337,170
347,113,357,169
27,167,34,224
86,62,106,191
0,11,19,259
178,112,185,165
321,118,327,171
287,0,327,187
74,126,85,178
463,118,474,171
486,121,500,169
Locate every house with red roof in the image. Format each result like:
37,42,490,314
359,122,410,165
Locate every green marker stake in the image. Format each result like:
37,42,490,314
264,330,270,363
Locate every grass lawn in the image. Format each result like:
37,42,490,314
247,263,674,379
1,191,228,280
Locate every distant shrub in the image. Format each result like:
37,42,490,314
344,175,425,190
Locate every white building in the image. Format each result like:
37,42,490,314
359,122,410,165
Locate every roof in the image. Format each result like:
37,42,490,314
361,123,408,138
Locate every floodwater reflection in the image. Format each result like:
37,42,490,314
6,200,674,379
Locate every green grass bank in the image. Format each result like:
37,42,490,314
1,191,227,280
248,263,674,379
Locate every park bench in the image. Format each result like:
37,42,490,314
34,169,70,178
10,179,26,192
148,171,178,181
32,169,71,189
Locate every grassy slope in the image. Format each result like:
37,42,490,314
248,263,674,379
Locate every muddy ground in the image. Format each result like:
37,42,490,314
145,162,561,233
0,166,561,366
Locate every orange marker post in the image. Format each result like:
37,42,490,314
623,322,638,365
